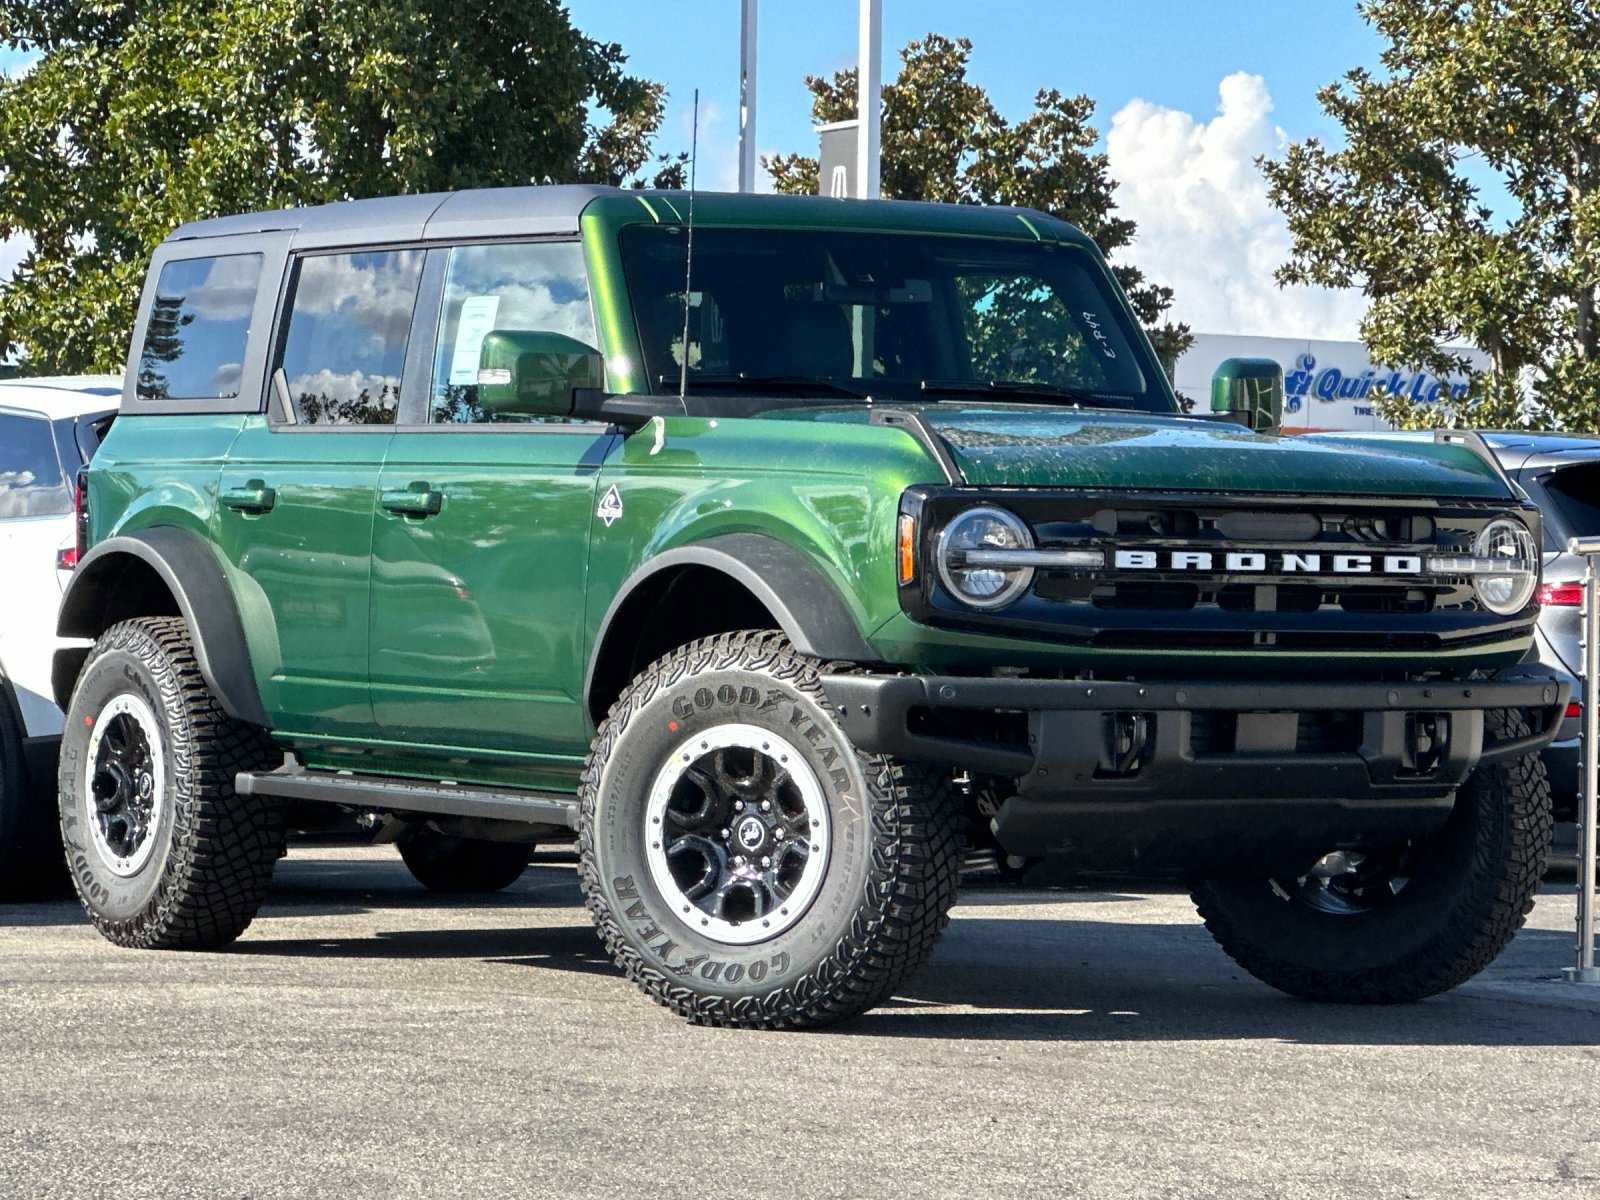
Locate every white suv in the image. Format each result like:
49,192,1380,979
0,375,120,895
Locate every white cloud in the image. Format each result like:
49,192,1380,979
1106,72,1365,340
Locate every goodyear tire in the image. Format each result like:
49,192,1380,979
398,828,534,893
579,631,962,1029
1193,709,1552,1003
58,617,284,949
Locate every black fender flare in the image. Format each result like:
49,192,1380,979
583,532,877,718
55,527,269,727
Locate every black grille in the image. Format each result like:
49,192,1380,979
904,487,1540,661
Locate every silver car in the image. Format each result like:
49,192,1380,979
1482,432,1600,817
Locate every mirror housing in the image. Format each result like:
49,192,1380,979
477,330,606,417
1210,357,1284,433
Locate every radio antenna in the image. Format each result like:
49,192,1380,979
677,88,700,413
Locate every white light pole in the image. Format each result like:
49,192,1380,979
737,0,759,193
855,0,882,199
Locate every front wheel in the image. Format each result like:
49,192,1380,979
1193,709,1552,1003
578,631,962,1029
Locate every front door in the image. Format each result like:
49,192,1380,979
217,246,425,740
369,241,617,773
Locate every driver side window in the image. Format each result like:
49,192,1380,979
429,241,597,423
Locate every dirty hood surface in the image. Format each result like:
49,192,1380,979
899,406,1510,498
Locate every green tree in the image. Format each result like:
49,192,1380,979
765,34,1192,367
1265,0,1600,431
0,0,683,371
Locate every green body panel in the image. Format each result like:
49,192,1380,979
86,414,241,547
584,415,945,657
370,426,618,762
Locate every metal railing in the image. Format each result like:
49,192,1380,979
1565,536,1600,984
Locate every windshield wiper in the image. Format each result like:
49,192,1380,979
920,378,1133,409
663,374,871,400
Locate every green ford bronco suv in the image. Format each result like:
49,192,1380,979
54,185,1567,1028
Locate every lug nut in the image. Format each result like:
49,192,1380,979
720,828,730,840
760,800,771,812
761,856,771,868
733,800,745,812
773,828,784,840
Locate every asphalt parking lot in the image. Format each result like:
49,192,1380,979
3,846,1599,1200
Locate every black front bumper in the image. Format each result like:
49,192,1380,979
820,667,1569,874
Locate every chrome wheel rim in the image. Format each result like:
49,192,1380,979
83,693,165,878
1271,846,1412,916
644,723,830,946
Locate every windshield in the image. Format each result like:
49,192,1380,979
617,225,1174,413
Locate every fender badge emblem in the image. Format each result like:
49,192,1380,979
598,485,624,527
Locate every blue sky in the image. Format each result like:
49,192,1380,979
570,0,1385,172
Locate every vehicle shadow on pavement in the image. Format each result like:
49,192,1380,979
841,909,1600,1046
231,922,621,977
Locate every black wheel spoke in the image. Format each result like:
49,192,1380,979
665,766,723,832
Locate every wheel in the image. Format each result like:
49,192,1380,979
578,630,962,1029
398,828,534,893
1193,708,1552,1003
57,617,284,948
0,688,61,899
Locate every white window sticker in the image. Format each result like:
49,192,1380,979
448,296,503,386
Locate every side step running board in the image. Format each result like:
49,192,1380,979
236,760,580,830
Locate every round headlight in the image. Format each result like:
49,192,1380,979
1472,518,1538,615
936,506,1035,609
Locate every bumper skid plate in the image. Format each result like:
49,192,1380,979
820,668,1568,876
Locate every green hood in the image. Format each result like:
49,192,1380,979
903,407,1509,498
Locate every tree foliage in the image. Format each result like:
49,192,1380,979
1265,0,1600,431
0,1,683,371
764,34,1192,367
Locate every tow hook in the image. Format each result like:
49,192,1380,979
1106,711,1152,776
1404,712,1449,775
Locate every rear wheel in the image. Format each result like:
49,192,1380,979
1193,709,1552,1003
58,618,284,948
397,828,534,893
579,631,962,1029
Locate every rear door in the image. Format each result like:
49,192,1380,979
216,246,425,740
369,239,617,773
0,406,75,737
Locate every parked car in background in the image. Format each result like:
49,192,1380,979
1314,429,1597,819
0,375,120,895
1482,432,1600,817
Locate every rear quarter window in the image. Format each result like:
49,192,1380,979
0,409,70,518
135,253,264,401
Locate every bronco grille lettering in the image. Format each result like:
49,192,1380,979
1111,549,1432,576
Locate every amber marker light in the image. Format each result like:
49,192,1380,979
898,513,918,586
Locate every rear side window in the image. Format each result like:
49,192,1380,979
136,254,263,401
0,409,70,518
1540,462,1600,538
278,249,425,425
